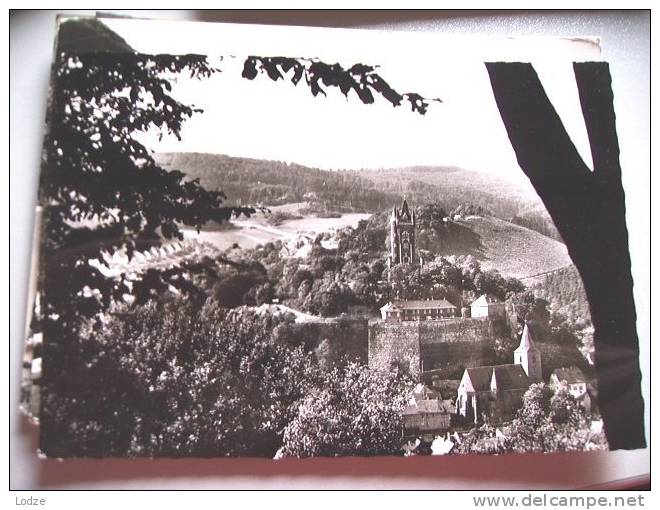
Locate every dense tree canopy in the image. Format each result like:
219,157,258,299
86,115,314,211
40,53,240,345
40,52,244,454
455,383,606,455
45,298,319,457
279,363,413,457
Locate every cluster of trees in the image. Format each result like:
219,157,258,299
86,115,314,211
279,363,413,457
533,265,591,328
510,210,561,241
450,203,492,217
455,383,607,455
388,254,525,305
48,296,414,457
235,240,385,316
38,50,254,456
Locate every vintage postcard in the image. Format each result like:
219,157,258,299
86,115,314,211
23,15,645,458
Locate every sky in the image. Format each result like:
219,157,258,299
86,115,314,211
105,18,599,185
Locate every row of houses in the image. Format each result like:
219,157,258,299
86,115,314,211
380,293,505,322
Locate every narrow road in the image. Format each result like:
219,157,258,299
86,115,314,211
519,264,573,281
233,220,299,239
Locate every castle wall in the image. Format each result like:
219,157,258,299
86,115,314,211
368,321,422,377
368,318,498,380
420,318,495,379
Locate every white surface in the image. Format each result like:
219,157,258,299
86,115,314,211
9,10,650,489
101,16,599,180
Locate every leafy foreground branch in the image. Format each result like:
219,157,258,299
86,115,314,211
40,52,255,455
242,56,441,114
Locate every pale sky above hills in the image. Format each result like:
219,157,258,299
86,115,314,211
104,18,598,187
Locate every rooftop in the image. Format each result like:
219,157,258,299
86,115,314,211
470,294,502,307
552,366,588,385
402,399,454,416
464,364,530,392
515,323,539,353
412,383,442,401
389,299,457,310
491,364,531,391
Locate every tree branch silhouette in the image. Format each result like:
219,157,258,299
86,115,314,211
242,56,441,114
486,62,645,450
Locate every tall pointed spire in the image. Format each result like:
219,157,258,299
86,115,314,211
516,323,536,352
514,322,542,382
401,198,410,218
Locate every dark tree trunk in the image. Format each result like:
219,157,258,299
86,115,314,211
486,62,645,449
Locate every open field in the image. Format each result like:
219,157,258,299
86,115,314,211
183,203,370,251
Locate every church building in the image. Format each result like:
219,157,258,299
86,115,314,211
456,324,542,424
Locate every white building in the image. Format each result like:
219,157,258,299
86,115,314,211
550,367,592,413
469,294,505,319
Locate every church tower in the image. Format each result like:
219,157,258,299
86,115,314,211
390,198,416,266
514,323,542,382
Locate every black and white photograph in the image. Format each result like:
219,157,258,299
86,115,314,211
20,14,646,461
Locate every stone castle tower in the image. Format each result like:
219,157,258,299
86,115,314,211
514,323,542,382
389,198,416,266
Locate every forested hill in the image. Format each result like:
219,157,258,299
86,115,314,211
533,265,591,325
155,152,559,239
155,152,400,212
